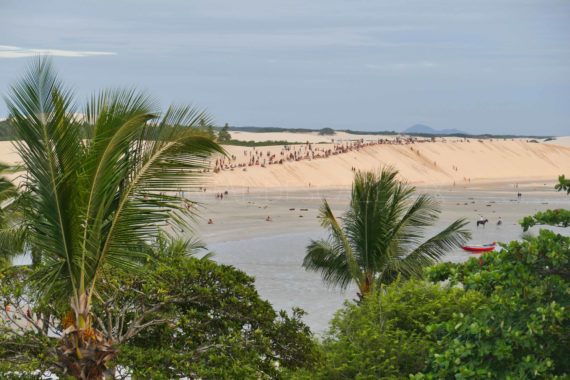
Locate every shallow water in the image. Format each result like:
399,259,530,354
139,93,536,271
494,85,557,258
208,224,568,334
205,185,570,334
210,231,349,333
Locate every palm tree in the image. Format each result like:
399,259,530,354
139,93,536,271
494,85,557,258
303,168,470,300
5,58,224,379
0,162,22,270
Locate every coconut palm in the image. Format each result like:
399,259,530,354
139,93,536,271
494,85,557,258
303,168,470,300
5,58,224,379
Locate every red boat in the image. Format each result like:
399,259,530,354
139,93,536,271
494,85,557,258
462,242,496,253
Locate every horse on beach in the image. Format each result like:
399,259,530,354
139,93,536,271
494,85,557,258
477,219,489,227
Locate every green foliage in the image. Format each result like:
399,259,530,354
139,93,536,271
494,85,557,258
520,209,570,231
290,280,483,379
0,119,16,141
520,175,569,231
555,174,570,195
98,250,318,379
303,168,470,299
0,247,318,379
318,128,335,136
5,56,223,307
0,267,60,378
218,123,232,143
0,163,22,270
421,229,570,379
4,56,224,377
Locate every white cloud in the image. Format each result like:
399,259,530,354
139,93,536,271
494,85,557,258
0,45,116,59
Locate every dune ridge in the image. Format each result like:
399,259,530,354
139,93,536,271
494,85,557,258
213,136,570,188
0,135,569,189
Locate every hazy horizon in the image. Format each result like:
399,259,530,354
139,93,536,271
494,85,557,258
1,0,569,135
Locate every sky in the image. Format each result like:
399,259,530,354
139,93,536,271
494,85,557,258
1,0,569,135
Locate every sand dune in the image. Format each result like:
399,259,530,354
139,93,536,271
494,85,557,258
1,135,569,189
213,136,570,188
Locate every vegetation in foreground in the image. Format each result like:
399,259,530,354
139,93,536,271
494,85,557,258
0,237,318,379
291,229,570,379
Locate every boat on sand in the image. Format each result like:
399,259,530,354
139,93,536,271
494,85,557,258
462,242,496,253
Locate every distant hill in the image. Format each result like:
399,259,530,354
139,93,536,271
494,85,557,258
404,124,465,135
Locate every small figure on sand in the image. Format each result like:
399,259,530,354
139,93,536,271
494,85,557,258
517,192,522,200
497,217,502,226
207,218,214,225
477,216,489,227
265,216,272,222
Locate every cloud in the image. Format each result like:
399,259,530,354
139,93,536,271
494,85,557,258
0,45,116,59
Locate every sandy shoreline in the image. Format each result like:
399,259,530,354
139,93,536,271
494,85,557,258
193,181,570,245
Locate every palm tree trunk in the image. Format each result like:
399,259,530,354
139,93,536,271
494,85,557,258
357,274,374,302
58,293,116,379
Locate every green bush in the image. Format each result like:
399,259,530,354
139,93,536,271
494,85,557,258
421,229,570,379
104,253,318,379
289,280,483,379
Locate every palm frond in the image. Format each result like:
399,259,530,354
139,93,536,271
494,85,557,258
394,218,470,279
316,200,363,285
6,57,83,298
303,239,354,290
87,105,223,293
5,58,223,306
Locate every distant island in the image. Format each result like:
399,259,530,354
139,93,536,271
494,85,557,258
403,124,465,135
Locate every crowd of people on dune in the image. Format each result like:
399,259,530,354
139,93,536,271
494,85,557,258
212,136,448,173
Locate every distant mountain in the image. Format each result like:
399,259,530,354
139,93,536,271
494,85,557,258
404,124,465,135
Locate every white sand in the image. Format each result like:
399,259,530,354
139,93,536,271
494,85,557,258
213,136,570,189
1,134,569,189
